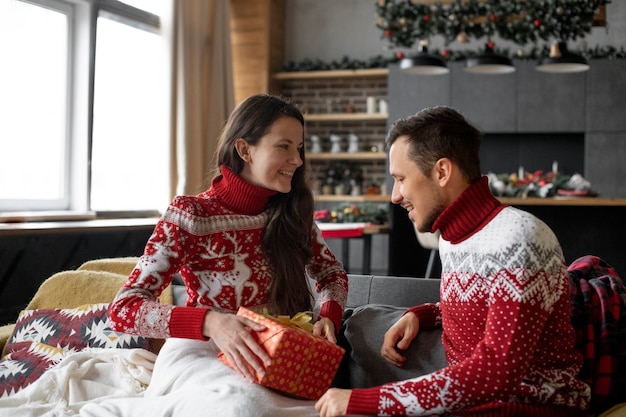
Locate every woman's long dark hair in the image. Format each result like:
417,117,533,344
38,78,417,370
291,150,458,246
214,94,314,315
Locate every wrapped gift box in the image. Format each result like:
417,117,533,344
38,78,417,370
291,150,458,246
218,307,345,400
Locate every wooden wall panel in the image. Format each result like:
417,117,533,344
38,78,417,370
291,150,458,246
268,0,286,92
229,0,285,104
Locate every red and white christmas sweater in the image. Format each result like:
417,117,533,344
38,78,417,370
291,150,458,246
347,177,590,417
109,166,348,341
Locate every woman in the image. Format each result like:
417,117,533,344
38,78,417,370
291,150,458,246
105,94,348,416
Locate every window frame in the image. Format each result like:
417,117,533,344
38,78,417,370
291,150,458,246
1,0,162,218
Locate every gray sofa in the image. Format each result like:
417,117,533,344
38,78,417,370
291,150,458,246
331,274,447,389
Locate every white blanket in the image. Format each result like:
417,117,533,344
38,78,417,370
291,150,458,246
0,347,155,416
0,339,320,417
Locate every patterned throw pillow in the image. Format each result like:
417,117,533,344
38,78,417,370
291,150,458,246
0,303,151,397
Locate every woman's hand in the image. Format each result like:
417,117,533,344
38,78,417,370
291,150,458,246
315,388,351,417
203,310,272,381
380,312,420,367
313,317,337,343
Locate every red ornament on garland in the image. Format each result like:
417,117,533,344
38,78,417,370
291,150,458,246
489,14,498,22
396,51,405,59
533,19,542,27
441,49,450,57
487,40,495,49
384,29,393,37
423,15,431,22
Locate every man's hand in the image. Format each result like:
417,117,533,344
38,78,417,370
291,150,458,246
380,312,420,367
203,310,272,382
313,317,337,344
315,388,351,417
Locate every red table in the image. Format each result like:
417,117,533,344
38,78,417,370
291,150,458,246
316,222,389,275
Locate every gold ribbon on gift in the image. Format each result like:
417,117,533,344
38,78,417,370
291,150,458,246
262,308,315,333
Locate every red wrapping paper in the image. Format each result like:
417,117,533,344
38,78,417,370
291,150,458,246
218,307,345,400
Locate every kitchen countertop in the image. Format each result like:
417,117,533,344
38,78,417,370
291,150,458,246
498,197,626,206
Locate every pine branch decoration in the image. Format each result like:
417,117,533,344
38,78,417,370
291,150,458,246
376,0,610,49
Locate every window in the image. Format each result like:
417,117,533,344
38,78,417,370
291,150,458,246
0,0,71,211
91,5,169,212
0,0,170,216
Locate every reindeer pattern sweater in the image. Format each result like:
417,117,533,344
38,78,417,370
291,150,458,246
347,177,590,417
109,166,348,341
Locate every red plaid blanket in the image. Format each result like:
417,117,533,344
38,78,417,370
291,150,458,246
568,255,626,413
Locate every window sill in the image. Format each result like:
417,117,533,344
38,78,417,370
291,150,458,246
0,211,160,235
0,210,98,223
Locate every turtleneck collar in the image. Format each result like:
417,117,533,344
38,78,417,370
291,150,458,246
432,176,505,244
209,165,278,215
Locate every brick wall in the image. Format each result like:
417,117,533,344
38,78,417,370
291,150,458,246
275,75,389,191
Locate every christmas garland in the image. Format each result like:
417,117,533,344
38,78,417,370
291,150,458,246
281,0,622,72
281,45,625,72
376,0,610,49
281,55,393,72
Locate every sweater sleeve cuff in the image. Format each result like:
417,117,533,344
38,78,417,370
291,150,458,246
346,387,382,416
169,306,209,340
404,302,439,329
318,300,344,334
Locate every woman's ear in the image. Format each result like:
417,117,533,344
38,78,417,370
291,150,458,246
235,138,251,162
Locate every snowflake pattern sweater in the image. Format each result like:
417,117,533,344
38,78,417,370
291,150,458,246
109,166,348,341
346,177,590,417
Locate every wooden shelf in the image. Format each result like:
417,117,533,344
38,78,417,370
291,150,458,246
274,68,388,80
304,112,388,122
308,152,386,160
315,194,390,203
275,67,391,213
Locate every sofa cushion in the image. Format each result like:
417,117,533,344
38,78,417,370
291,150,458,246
0,303,151,397
77,257,140,276
7,303,151,351
342,275,442,309
26,270,127,311
368,276,441,307
335,304,447,389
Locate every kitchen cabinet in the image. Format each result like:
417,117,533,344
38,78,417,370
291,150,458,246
450,62,517,133
517,61,586,132
585,131,626,197
387,64,451,119
389,61,589,133
586,59,626,132
584,60,626,198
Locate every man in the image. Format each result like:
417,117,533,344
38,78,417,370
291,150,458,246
315,106,590,416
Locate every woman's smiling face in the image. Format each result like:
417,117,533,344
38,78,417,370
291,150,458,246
237,115,304,193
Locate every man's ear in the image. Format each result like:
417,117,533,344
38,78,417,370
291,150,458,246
433,158,453,186
235,138,251,162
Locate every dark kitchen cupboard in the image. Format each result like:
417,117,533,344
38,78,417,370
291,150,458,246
516,61,586,132
585,59,626,132
450,62,517,133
